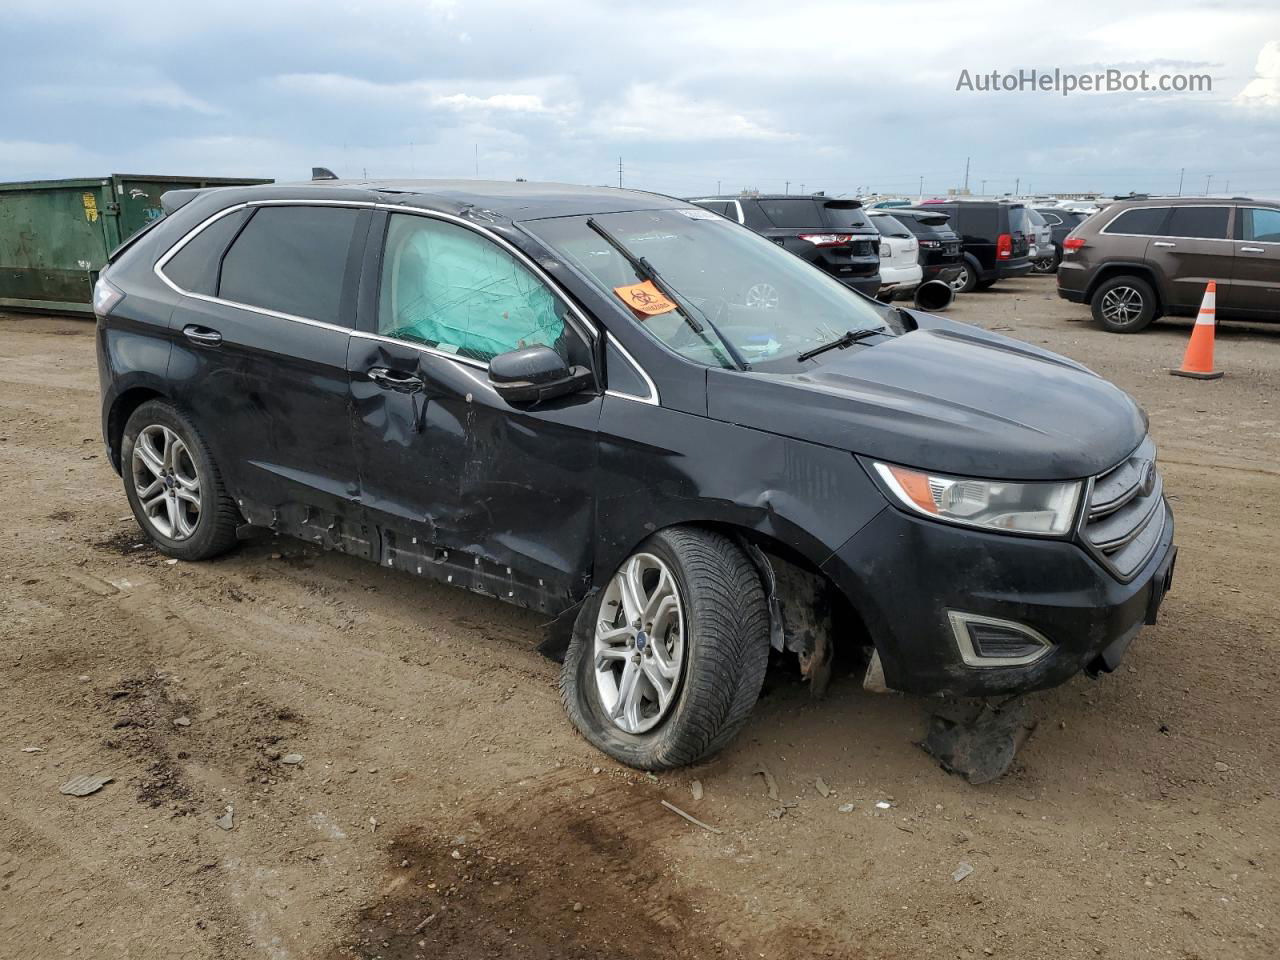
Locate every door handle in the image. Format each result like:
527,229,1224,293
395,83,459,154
367,367,424,391
182,325,222,346
1152,241,1176,248
1240,246,1265,253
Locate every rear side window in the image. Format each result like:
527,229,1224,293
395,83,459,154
1164,206,1230,240
1036,210,1064,226
219,206,359,325
1103,207,1170,236
1241,207,1280,243
871,215,912,238
162,208,251,295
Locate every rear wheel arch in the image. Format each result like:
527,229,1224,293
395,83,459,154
1085,263,1164,314
108,387,166,471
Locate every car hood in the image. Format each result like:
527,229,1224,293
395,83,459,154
705,314,1146,480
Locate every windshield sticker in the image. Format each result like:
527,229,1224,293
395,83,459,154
675,207,720,220
614,280,677,317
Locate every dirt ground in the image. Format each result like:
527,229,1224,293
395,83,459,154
1,276,1277,960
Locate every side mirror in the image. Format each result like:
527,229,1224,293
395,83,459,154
488,345,593,404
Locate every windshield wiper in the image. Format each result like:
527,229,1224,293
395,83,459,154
585,217,748,371
796,327,887,363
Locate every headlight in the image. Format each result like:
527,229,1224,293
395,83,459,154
872,461,1081,536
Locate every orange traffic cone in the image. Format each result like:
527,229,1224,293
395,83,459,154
1171,281,1224,380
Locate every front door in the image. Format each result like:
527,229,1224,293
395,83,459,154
1144,205,1234,312
348,210,602,614
1227,206,1280,318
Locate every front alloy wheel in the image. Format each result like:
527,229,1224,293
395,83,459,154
560,527,770,770
593,553,685,734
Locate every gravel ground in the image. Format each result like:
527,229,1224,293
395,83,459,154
1,275,1277,959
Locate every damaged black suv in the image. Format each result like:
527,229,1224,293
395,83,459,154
95,180,1177,772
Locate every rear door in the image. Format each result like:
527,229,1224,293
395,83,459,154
1145,205,1233,312
1228,206,1280,318
162,202,372,552
346,210,602,613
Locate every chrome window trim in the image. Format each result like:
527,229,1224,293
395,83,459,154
603,334,659,406
153,199,373,333
1100,204,1235,242
154,197,661,403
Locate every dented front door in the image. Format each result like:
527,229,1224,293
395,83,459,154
347,210,602,615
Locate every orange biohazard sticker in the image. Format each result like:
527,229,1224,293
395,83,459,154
614,280,676,317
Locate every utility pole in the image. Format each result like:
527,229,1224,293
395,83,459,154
1014,177,1020,195
785,180,790,194
963,156,970,193
918,175,924,196
1224,180,1230,193
474,144,479,178
1177,167,1184,196
716,180,721,193
1205,174,1212,195
980,179,988,195
618,156,623,188
800,183,805,194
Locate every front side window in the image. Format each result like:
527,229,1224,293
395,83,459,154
1103,207,1170,237
1240,207,1280,243
526,208,889,372
219,205,358,325
377,213,579,365
1165,206,1230,240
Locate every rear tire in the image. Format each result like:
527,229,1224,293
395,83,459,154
1091,275,1157,333
950,260,978,294
121,400,240,561
560,527,770,770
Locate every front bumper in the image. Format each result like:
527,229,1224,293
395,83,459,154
821,500,1176,698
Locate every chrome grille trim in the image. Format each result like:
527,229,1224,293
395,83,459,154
1081,436,1165,582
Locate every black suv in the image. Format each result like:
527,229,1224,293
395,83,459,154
1057,196,1280,332
689,194,881,296
877,208,964,287
95,179,1176,772
910,200,1033,293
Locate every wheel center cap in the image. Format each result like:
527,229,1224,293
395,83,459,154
634,631,648,652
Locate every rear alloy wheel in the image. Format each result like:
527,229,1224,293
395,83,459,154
1091,275,1157,333
950,262,977,294
121,400,240,561
561,527,770,770
1031,256,1056,274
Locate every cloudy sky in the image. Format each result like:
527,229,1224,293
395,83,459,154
3,0,1279,198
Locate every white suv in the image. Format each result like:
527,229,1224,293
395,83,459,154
868,213,923,299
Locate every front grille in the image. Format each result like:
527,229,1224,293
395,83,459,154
1081,435,1165,581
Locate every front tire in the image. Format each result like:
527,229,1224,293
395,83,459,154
1091,275,1157,333
121,400,240,561
560,528,770,770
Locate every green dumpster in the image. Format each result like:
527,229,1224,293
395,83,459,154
0,173,272,314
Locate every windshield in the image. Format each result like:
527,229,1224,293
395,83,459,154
525,208,889,371
871,214,912,238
